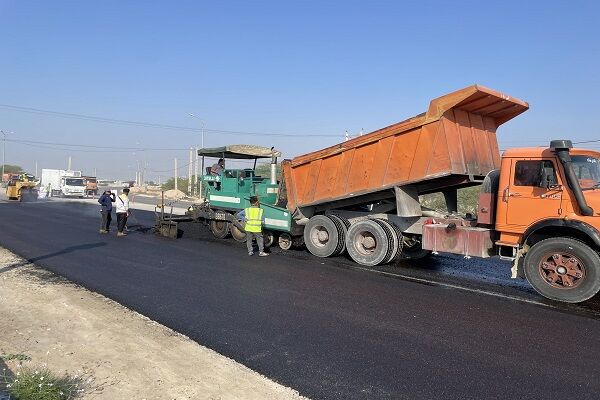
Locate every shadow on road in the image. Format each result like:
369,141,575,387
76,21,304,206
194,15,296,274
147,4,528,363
0,243,107,274
0,358,14,396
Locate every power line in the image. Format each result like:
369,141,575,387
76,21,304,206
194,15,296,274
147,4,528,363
7,139,134,153
573,139,600,145
6,138,189,151
0,103,341,138
147,161,193,174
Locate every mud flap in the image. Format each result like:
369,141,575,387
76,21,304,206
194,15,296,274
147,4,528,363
511,246,527,279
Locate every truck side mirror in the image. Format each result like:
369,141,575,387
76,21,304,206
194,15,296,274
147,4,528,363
539,166,557,189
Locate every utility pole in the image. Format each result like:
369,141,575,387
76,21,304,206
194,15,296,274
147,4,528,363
188,148,193,195
136,160,140,186
174,158,178,192
194,146,199,196
143,161,147,186
189,113,205,150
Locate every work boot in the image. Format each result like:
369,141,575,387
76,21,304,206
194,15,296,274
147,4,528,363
259,252,269,257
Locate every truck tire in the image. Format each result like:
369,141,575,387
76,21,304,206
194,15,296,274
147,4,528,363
304,215,343,257
524,237,600,303
209,220,230,239
278,233,293,250
346,219,393,267
328,215,350,256
374,219,403,264
263,231,275,248
230,223,247,242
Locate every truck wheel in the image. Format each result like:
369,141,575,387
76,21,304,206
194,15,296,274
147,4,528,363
346,219,393,267
209,220,230,239
328,215,350,256
278,233,293,250
304,215,342,257
524,238,600,303
263,231,275,248
374,219,403,264
230,223,247,242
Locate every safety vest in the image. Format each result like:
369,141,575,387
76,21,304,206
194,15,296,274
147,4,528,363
244,207,263,233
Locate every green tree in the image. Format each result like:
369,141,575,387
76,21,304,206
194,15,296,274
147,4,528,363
1,164,24,174
420,185,481,215
161,177,199,195
254,162,281,179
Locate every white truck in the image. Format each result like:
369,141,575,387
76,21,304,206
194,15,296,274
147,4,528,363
41,169,86,197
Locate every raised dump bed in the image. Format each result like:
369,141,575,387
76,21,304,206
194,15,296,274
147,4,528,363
282,85,529,218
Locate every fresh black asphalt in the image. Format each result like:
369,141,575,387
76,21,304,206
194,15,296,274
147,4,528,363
1,200,600,399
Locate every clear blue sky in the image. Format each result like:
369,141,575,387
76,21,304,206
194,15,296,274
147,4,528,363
1,0,599,180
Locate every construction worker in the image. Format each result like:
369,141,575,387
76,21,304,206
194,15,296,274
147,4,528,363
236,196,269,256
98,190,116,233
210,158,225,176
115,188,130,237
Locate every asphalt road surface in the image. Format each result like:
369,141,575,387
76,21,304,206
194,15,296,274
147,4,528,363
1,200,600,400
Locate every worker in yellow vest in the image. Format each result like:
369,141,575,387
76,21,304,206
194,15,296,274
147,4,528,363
236,196,269,257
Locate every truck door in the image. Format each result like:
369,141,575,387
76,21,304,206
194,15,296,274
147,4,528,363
505,159,563,227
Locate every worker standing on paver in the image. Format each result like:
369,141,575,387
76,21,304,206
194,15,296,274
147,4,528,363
98,190,116,233
210,158,225,176
237,196,269,257
116,188,130,237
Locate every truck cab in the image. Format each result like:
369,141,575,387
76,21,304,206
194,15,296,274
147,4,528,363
492,141,600,302
82,176,98,196
61,176,86,197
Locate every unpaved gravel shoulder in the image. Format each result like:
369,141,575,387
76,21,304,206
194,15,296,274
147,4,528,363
0,247,308,400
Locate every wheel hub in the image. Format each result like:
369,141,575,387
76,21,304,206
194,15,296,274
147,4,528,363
317,229,329,242
310,226,330,248
539,252,585,289
354,231,377,254
362,236,376,250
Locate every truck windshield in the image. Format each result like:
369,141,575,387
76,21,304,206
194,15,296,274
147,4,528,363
572,155,600,189
65,178,85,186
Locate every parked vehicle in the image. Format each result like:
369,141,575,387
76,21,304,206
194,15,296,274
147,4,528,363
41,169,85,197
158,85,600,303
5,173,38,201
82,176,98,196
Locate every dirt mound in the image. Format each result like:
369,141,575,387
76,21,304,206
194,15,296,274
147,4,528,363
164,189,187,199
128,186,145,193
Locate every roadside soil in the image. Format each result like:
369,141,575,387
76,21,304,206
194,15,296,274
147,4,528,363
0,247,307,400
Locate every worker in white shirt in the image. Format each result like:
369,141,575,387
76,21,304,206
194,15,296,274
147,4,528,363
116,188,130,237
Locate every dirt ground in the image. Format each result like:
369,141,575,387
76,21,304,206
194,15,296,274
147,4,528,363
0,247,307,400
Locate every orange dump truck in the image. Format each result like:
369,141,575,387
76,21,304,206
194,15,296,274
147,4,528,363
280,85,600,303
82,176,98,196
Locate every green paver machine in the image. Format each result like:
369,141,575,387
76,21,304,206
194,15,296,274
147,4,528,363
156,145,300,249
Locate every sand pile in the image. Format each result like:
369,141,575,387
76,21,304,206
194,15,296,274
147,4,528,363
164,189,187,199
